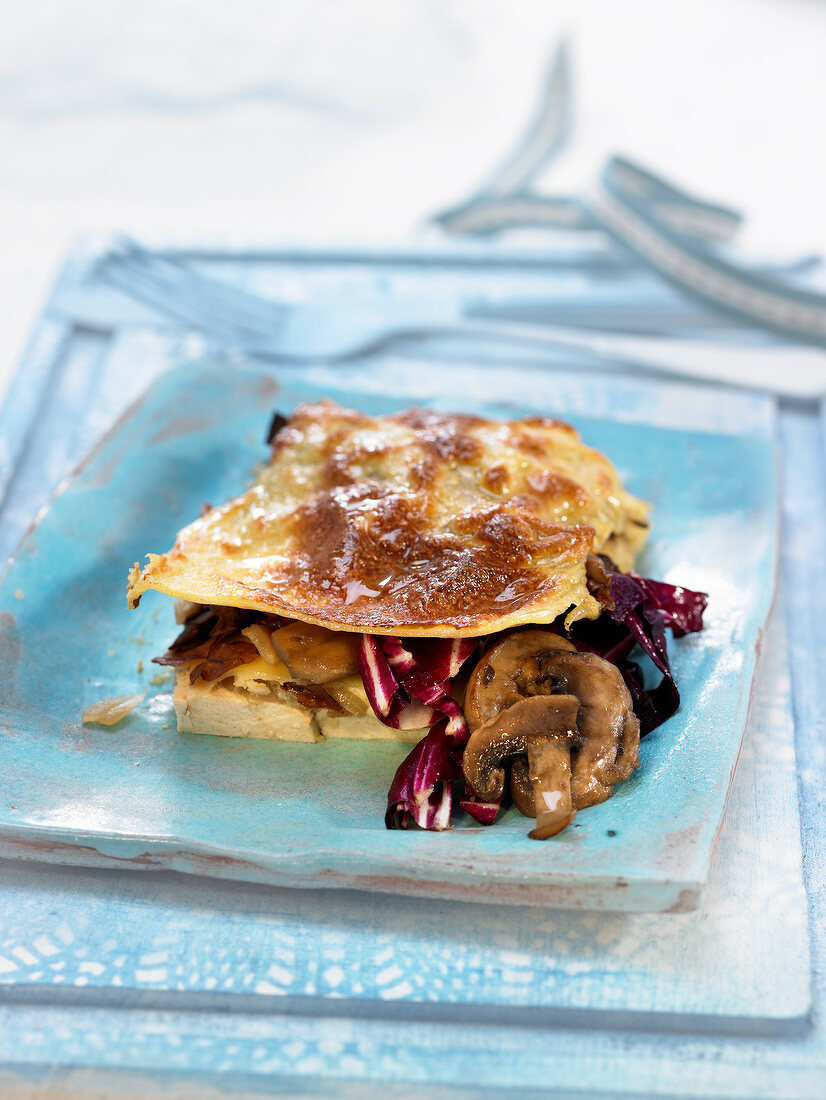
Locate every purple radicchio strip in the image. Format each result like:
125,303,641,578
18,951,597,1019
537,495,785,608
405,637,478,682
459,787,501,825
617,660,662,736
384,720,460,830
379,638,471,743
359,634,479,830
357,634,398,718
607,571,679,736
629,573,707,638
573,564,707,736
358,634,436,730
401,670,468,740
387,694,438,731
381,636,419,679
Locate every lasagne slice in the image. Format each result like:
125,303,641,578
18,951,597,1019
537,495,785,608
127,401,710,839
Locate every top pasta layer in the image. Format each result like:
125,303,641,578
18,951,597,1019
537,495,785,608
127,401,649,637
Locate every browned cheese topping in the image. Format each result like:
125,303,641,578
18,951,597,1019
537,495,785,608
128,401,649,638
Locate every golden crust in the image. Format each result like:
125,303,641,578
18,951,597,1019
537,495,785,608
127,401,649,637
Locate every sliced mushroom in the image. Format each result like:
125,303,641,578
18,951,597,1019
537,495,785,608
526,738,576,839
271,621,360,683
510,649,639,834
464,630,577,731
512,649,639,808
462,696,580,831
463,629,640,838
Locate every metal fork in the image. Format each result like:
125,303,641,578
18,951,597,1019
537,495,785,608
94,239,826,396
97,239,657,362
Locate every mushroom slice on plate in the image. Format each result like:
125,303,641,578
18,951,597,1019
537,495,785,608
510,649,640,833
462,694,580,837
463,629,577,731
464,629,640,838
270,621,360,683
522,648,640,809
525,736,577,839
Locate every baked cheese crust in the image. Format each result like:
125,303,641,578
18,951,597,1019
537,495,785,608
128,401,649,638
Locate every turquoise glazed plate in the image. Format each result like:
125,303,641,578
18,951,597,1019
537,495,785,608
0,359,777,912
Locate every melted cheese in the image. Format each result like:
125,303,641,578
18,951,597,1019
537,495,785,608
224,655,289,691
128,401,649,637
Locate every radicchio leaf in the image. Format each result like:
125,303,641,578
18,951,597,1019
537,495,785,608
404,637,478,682
189,637,260,683
616,658,681,737
459,787,501,825
359,634,479,830
380,636,419,679
384,720,460,830
378,638,472,743
154,606,262,683
573,561,706,736
386,693,438,731
629,574,707,638
568,614,636,665
357,634,399,718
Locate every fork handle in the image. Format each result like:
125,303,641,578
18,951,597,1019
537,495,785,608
446,318,826,398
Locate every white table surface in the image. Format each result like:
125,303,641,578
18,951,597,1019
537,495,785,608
1,0,825,403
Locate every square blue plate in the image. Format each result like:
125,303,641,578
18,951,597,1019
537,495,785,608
0,358,778,912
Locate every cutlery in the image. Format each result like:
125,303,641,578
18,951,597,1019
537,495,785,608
92,240,826,397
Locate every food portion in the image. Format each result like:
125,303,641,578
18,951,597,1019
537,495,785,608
129,400,706,839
